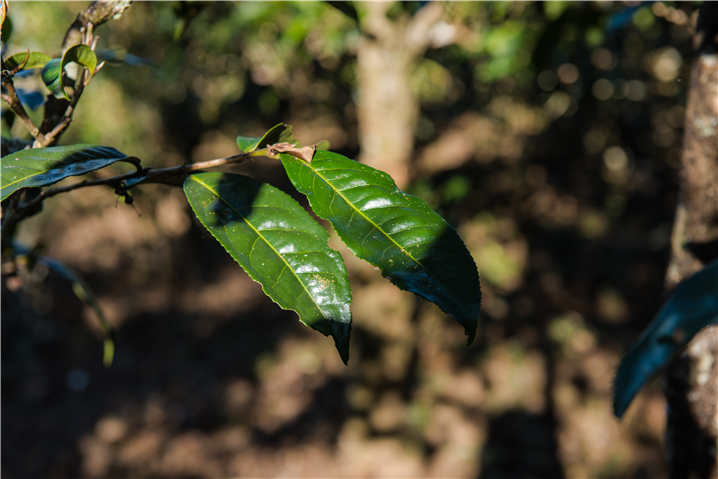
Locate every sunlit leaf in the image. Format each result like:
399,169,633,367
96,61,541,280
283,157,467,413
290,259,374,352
183,172,353,363
613,259,718,418
62,44,97,79
38,45,98,99
4,51,52,71
280,150,482,343
236,123,298,153
1,144,140,201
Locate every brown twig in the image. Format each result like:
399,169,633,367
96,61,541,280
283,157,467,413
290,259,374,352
1,77,44,142
35,70,86,148
5,150,258,234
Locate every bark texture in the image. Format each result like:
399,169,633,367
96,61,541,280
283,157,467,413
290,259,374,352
355,2,444,189
665,4,718,479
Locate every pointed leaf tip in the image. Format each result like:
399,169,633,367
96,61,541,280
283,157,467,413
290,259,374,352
236,123,299,153
1,144,139,201
183,172,353,363
280,150,481,343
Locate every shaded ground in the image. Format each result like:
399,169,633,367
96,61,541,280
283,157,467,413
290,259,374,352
3,106,672,477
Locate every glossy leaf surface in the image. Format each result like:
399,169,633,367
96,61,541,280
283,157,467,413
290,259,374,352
613,259,718,418
236,123,297,153
1,144,139,201
4,51,52,71
41,58,66,99
281,150,482,343
183,172,353,363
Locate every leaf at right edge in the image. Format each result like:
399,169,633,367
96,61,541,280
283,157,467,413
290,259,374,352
183,171,353,364
1,144,140,201
613,258,718,418
280,150,482,344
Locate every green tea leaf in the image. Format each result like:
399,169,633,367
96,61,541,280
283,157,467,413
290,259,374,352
280,150,482,343
1,144,140,201
4,51,52,71
613,259,718,418
38,45,98,99
41,58,67,99
62,44,97,79
183,172,353,363
236,123,298,153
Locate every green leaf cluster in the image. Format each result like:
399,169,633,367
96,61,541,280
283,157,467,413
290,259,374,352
41,44,97,99
1,124,482,364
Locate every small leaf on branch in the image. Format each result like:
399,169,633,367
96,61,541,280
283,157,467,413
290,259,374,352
62,44,98,80
280,150,482,344
41,58,67,99
314,140,331,151
236,123,298,153
1,144,140,201
183,172,353,363
4,51,52,72
39,45,98,99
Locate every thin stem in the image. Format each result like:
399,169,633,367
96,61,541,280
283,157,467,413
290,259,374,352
13,151,255,222
1,77,44,142
35,69,87,148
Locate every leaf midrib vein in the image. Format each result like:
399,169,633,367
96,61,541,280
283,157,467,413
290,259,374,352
310,161,469,319
1,154,124,190
190,175,329,319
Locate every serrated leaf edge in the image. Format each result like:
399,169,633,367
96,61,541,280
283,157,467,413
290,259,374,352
285,154,475,328
185,174,340,323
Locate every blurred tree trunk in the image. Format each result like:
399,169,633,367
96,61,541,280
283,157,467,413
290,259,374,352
355,2,444,189
664,4,718,479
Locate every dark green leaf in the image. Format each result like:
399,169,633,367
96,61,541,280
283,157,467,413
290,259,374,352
62,44,97,79
1,13,12,44
280,150,482,343
613,259,718,418
4,51,52,71
38,45,98,99
40,58,67,99
1,144,140,201
236,123,298,153
183,172,353,363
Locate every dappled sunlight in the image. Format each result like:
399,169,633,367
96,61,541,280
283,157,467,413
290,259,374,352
2,1,704,478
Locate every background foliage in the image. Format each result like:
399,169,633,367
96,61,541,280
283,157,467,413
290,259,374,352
2,1,698,477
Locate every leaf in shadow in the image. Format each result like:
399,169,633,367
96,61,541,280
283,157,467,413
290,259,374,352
1,144,140,201
613,258,718,418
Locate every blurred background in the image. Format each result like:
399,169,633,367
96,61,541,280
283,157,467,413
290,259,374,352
1,1,697,477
